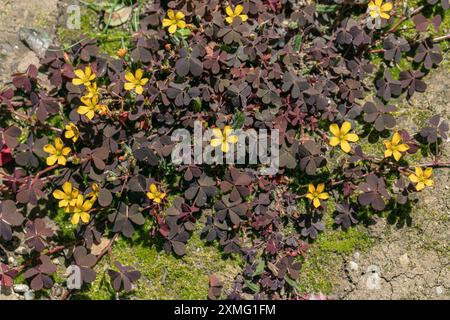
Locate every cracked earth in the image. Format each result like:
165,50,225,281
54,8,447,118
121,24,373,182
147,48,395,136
334,69,450,300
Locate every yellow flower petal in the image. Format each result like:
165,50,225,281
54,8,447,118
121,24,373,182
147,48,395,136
424,167,433,178
72,78,84,86
384,149,392,158
125,72,135,83
168,24,177,34
225,16,234,24
221,142,230,153
380,12,390,20
124,82,135,91
167,9,175,20
329,137,340,147
392,132,401,145
313,198,321,208
71,213,80,225
414,167,423,177
162,18,173,27
62,182,72,194
46,155,58,166
239,14,248,22
135,69,143,81
381,2,392,12
397,144,409,152
212,128,223,139
150,184,158,193
227,135,238,144
305,193,314,200
318,192,329,200
393,150,402,161
416,182,425,191
375,0,383,7
175,11,185,20
340,140,351,153
53,190,66,200
340,121,352,135
211,138,222,147
225,6,234,17
329,123,340,137
408,174,419,183
344,133,359,142
135,85,144,95
316,183,325,193
43,144,56,154
308,184,315,193
234,4,244,15
57,156,67,166
80,212,90,223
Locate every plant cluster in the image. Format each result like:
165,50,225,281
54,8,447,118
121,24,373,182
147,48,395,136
0,0,449,299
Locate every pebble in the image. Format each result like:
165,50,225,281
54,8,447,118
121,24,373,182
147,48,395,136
13,284,29,294
435,286,444,295
8,256,16,266
14,246,28,255
399,253,410,268
348,261,359,271
24,290,35,300
353,252,360,260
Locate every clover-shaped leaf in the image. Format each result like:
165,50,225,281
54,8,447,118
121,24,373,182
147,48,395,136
108,203,145,238
108,261,141,293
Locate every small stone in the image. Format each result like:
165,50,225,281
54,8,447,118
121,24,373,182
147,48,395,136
14,246,28,255
8,256,16,266
435,286,444,295
399,253,409,267
24,290,35,300
353,252,360,260
13,284,29,294
348,261,359,271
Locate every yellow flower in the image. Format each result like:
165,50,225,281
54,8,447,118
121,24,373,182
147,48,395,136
43,138,71,166
225,5,248,24
408,167,433,191
124,69,149,95
368,0,392,20
77,96,107,120
146,183,166,204
306,183,329,208
329,121,359,153
210,125,239,153
53,182,79,210
65,123,79,143
87,183,100,201
162,9,186,34
384,132,409,161
72,66,96,87
84,83,100,99
70,195,93,225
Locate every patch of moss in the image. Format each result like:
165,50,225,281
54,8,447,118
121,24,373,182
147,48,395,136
72,226,242,300
56,2,133,57
296,214,373,294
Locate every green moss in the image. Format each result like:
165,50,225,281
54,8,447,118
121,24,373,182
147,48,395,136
72,226,242,300
56,2,134,57
296,214,373,294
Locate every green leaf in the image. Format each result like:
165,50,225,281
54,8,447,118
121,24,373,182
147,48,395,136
252,259,265,277
293,34,302,52
232,111,246,130
245,280,260,293
284,275,298,289
315,4,339,13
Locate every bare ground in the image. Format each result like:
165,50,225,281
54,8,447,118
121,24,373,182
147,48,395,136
335,69,450,300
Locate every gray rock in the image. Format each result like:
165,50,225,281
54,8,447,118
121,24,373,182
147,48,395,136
14,246,28,255
24,290,35,300
13,284,29,294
